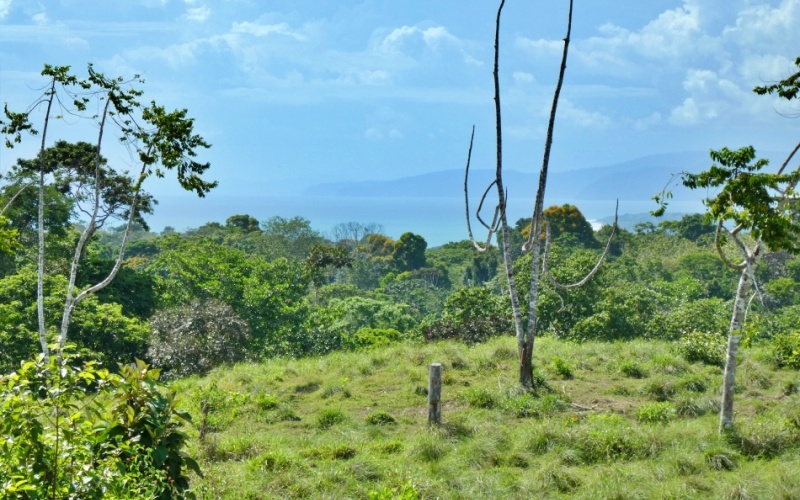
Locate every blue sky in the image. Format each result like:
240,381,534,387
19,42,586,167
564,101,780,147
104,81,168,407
1,0,799,242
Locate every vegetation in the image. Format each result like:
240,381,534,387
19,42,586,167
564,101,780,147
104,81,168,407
171,336,800,498
1,10,799,498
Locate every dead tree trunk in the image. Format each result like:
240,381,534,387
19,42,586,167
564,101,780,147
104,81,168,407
465,0,614,389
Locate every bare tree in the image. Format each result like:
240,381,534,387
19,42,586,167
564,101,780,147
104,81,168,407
331,221,383,249
464,0,617,388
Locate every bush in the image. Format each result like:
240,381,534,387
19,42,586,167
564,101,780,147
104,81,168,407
345,327,404,350
422,315,510,345
771,331,800,369
677,331,726,366
148,299,251,379
0,350,200,498
637,402,676,423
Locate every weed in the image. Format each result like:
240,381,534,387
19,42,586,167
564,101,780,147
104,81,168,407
369,481,420,500
255,393,278,411
703,447,739,471
318,409,347,429
461,387,497,409
414,440,448,462
503,393,567,419
642,378,677,401
366,411,397,425
676,373,708,393
618,360,648,379
549,356,574,379
637,401,676,423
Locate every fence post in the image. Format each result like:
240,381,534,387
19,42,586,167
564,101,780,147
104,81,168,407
428,363,443,425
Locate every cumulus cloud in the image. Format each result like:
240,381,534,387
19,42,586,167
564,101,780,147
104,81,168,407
374,24,478,67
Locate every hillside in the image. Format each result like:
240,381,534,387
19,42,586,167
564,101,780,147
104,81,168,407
304,151,712,202
173,336,800,499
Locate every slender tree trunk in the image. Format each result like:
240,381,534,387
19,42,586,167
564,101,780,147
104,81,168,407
36,79,57,361
719,262,752,432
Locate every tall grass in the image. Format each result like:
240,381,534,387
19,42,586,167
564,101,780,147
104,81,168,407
169,335,800,498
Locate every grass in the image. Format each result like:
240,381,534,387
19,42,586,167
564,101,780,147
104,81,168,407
169,336,800,499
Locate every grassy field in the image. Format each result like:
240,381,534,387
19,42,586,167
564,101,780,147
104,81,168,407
171,336,800,499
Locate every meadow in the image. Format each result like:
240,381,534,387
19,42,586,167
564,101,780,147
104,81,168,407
173,335,800,499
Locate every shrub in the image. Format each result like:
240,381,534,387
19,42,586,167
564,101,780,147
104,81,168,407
0,350,200,498
318,409,347,428
637,402,676,423
771,331,800,369
366,411,397,425
422,315,510,345
549,356,574,379
148,299,251,379
677,331,726,366
345,327,404,350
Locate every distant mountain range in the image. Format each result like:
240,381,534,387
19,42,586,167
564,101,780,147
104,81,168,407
305,151,715,203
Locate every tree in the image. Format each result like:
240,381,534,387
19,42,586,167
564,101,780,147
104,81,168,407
463,1,616,387
331,221,383,249
1,63,215,361
655,56,800,431
519,204,599,248
391,232,427,272
226,214,261,233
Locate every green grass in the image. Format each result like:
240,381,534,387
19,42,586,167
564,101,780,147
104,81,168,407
169,336,800,499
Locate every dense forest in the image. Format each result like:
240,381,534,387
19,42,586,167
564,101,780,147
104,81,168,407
3,186,800,377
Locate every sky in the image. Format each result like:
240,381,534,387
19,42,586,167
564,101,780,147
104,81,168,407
1,0,799,243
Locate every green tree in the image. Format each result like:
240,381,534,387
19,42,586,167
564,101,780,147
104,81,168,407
226,214,261,233
655,60,800,431
1,63,215,361
391,232,427,272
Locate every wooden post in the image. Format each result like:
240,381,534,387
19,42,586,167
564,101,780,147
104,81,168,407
428,363,443,425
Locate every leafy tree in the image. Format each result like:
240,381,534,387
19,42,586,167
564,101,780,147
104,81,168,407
305,244,353,289
520,204,599,248
658,213,716,242
149,236,309,355
226,214,261,233
260,215,327,261
1,63,215,361
655,58,800,431
391,232,427,272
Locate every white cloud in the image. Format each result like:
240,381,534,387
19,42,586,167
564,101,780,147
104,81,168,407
634,112,663,130
515,37,562,58
32,11,47,25
232,21,307,41
0,0,11,19
184,5,210,22
512,72,535,85
724,0,800,50
559,100,613,129
374,24,478,67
